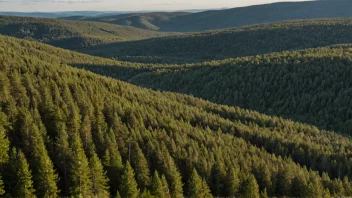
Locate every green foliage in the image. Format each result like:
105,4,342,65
69,135,93,197
151,171,164,198
187,168,212,198
0,15,172,50
9,149,36,197
83,18,352,64
241,174,260,198
0,35,351,197
0,126,9,165
89,152,110,197
131,143,151,190
120,161,139,198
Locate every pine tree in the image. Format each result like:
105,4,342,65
119,161,139,198
188,168,213,198
54,120,71,196
69,135,93,197
151,171,164,197
9,149,36,198
89,151,110,197
0,175,4,196
0,126,9,166
23,113,59,197
226,167,240,197
210,160,226,196
241,174,260,198
131,143,151,190
260,188,268,198
161,174,171,198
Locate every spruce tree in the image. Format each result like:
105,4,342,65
210,160,226,196
260,188,268,198
69,135,93,197
241,174,260,198
89,151,110,197
25,114,59,197
188,168,212,198
120,161,139,198
161,174,171,198
0,126,9,166
10,149,36,198
226,167,240,197
131,143,151,190
151,170,164,197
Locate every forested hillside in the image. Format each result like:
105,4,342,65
82,18,352,64
63,12,190,31
0,15,171,50
3,35,352,197
65,0,352,32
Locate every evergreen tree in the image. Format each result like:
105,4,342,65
69,135,93,197
187,168,212,198
21,111,59,197
0,126,9,166
260,188,268,198
89,151,110,197
210,160,226,196
9,149,36,198
226,167,240,197
161,174,171,198
131,143,151,190
119,161,139,198
241,174,260,198
151,171,164,197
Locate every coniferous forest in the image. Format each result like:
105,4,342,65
2,3,352,197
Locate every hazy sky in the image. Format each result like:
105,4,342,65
0,0,310,12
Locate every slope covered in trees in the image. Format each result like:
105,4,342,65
2,35,352,197
0,15,171,50
65,0,352,32
82,18,352,64
63,12,190,31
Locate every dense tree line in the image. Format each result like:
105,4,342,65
0,15,171,50
2,35,352,197
82,18,352,64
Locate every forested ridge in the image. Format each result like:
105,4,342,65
2,35,352,197
62,12,190,31
83,44,352,137
64,0,352,32
82,18,352,64
0,15,172,50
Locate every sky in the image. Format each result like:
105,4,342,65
0,0,310,12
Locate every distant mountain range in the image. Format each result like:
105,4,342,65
60,0,352,32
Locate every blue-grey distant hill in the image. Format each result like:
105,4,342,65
63,0,352,32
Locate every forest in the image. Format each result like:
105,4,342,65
63,0,352,32
81,18,352,64
0,16,171,50
2,34,352,198
2,7,352,198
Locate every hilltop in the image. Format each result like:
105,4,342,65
65,0,352,32
0,15,172,50
82,18,352,64
62,12,190,31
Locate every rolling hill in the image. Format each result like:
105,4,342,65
62,12,190,31
77,42,352,136
2,35,352,197
81,18,352,64
65,0,352,32
0,15,172,50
